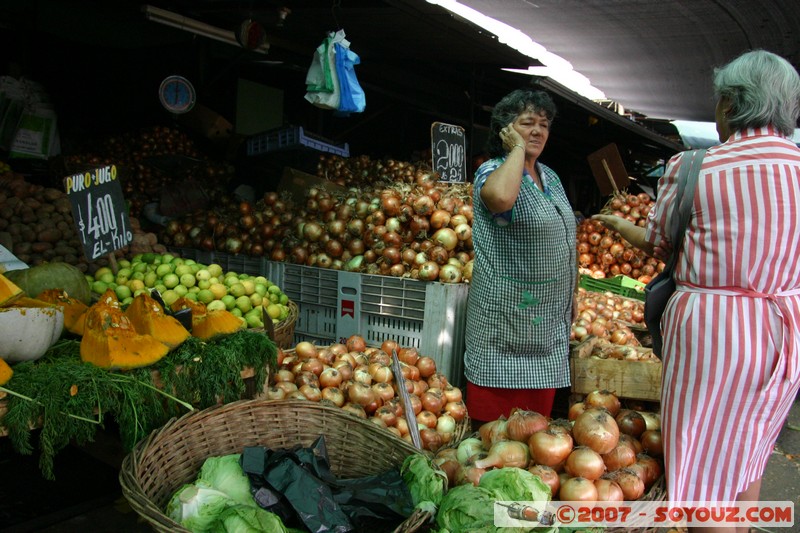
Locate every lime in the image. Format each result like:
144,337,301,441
190,264,201,274
230,307,242,318
132,262,148,273
267,285,282,295
207,300,227,311
207,264,223,278
161,253,175,264
183,292,198,302
254,276,268,285
94,266,113,278
235,295,252,313
245,314,263,329
162,273,180,289
197,289,215,305
156,263,174,277
221,294,236,310
117,268,132,279
197,279,211,290
184,259,196,266
209,283,228,300
174,285,188,297
174,264,194,278
91,280,107,294
144,272,159,288
117,259,131,269
266,303,282,320
229,283,246,298
128,279,145,292
180,273,197,288
279,294,289,305
133,288,149,298
131,271,145,282
241,280,255,295
131,254,144,264
238,273,249,280
195,269,211,281
140,253,157,264
98,272,115,284
121,296,134,307
161,289,179,306
115,274,129,286
249,293,263,307
155,284,167,294
254,283,267,297
171,258,185,266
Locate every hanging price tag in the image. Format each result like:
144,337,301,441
64,165,133,261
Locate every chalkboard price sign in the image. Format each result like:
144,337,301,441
64,165,133,260
431,122,467,183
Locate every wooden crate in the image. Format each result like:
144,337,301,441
569,336,662,402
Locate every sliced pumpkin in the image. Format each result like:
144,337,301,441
0,273,24,308
0,358,12,386
80,302,169,370
125,292,189,350
170,297,244,340
37,289,89,336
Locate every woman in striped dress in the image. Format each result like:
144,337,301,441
595,50,800,523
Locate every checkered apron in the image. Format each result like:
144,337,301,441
465,161,576,389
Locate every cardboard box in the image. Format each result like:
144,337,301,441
277,167,347,203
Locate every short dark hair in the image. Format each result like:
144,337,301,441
485,89,557,157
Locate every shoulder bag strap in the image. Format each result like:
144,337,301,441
664,149,706,272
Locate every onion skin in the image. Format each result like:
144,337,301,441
506,409,549,443
559,476,599,502
572,408,620,455
473,440,530,469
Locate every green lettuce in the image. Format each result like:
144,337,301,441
167,482,237,532
198,454,254,506
478,467,552,502
401,453,448,513
435,483,497,532
213,504,288,533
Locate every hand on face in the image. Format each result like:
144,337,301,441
500,121,525,153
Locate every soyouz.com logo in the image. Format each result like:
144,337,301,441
493,501,795,528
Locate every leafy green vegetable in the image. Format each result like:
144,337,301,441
435,484,498,532
198,454,254,507
167,482,236,532
478,467,552,502
401,453,447,513
0,331,276,479
213,504,288,533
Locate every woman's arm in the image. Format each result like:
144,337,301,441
591,214,656,257
480,122,526,213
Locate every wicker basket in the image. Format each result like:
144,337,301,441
250,299,298,349
119,399,433,533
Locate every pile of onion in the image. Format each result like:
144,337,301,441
432,390,663,503
576,193,664,282
269,335,466,452
158,154,475,283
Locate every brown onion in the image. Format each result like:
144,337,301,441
595,477,625,502
572,408,620,455
528,429,573,468
565,446,606,480
506,409,549,443
559,477,598,502
528,465,560,496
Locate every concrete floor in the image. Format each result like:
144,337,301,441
2,396,798,533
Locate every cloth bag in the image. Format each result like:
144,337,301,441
644,149,706,356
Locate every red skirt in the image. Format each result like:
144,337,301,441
465,381,556,423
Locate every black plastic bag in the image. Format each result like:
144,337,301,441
241,437,414,533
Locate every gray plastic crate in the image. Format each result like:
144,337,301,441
246,126,350,157
280,263,469,387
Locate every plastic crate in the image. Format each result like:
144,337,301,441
579,274,646,301
246,126,350,157
281,264,470,387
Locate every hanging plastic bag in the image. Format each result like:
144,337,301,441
305,31,348,110
334,42,365,113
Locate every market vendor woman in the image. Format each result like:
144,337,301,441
464,89,577,425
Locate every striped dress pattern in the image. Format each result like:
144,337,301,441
644,126,800,501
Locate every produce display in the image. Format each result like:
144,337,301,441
0,277,65,362
82,252,292,330
159,155,475,283
572,287,646,347
433,391,663,504
577,193,664,282
270,336,467,451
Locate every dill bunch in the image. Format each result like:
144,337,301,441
0,331,276,479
